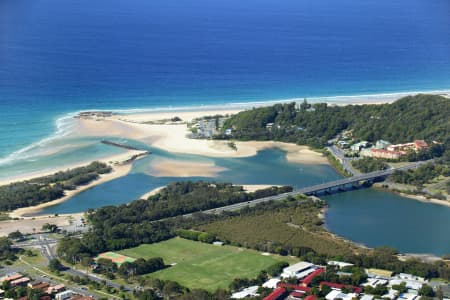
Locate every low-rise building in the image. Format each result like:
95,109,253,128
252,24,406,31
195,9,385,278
231,286,259,299
281,261,314,278
328,261,354,269
263,287,287,300
262,278,281,289
55,290,73,300
325,290,357,300
366,268,393,279
11,277,30,286
375,140,392,150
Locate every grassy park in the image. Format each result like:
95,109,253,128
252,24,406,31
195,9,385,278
120,237,297,291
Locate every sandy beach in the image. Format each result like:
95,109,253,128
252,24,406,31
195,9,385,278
74,110,329,164
148,158,228,177
7,149,149,218
398,192,450,208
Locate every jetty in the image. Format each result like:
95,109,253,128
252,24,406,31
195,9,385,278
101,140,150,152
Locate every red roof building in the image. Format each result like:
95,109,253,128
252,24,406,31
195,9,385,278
304,295,318,300
301,268,325,286
278,282,311,293
320,282,362,294
414,140,429,150
264,287,287,300
289,291,304,299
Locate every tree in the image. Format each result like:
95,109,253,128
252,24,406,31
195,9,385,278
418,284,435,297
41,223,58,233
48,258,64,272
7,230,23,241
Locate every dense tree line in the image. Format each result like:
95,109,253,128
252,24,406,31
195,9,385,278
0,161,111,211
57,182,291,258
220,94,450,151
352,157,389,173
175,229,216,244
0,237,16,261
390,163,450,186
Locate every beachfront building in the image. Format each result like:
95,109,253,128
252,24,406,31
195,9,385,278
387,140,429,152
361,148,402,159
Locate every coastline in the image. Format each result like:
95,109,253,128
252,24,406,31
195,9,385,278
7,150,149,218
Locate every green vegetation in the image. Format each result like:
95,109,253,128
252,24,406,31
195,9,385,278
120,237,295,291
352,157,389,173
199,197,355,257
0,237,17,261
74,181,291,253
391,163,450,186
221,94,450,148
0,161,111,211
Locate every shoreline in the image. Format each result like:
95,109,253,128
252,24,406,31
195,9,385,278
372,183,450,208
1,89,449,169
7,150,149,218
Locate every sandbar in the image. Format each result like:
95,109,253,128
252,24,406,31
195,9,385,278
148,158,227,177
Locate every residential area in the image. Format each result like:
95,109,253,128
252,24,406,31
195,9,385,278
231,260,450,300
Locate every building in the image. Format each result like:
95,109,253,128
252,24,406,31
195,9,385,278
351,141,370,152
46,284,66,294
281,261,314,278
263,287,287,300
325,290,358,300
363,278,388,288
301,268,325,286
277,283,311,294
287,291,304,300
397,273,425,282
328,261,354,269
320,282,362,294
375,140,391,150
1,273,23,283
389,279,423,291
363,148,402,159
360,295,374,300
55,290,73,300
262,278,281,289
11,277,30,286
231,286,259,299
366,268,393,279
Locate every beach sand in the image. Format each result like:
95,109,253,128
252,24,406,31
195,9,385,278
7,150,149,218
75,113,328,164
148,158,228,177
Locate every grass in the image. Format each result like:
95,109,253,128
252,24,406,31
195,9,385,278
120,237,297,291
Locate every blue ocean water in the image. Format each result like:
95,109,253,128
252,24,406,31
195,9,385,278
1,0,449,162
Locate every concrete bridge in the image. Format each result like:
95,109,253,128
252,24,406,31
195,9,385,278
199,161,427,215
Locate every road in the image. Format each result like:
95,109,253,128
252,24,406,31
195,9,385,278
327,145,360,175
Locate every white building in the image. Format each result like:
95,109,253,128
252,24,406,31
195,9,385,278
262,278,281,289
231,286,259,299
325,290,357,300
360,295,374,300
389,279,423,291
398,293,419,300
281,261,314,278
382,289,399,300
397,273,426,283
363,278,388,288
55,290,73,300
328,261,354,269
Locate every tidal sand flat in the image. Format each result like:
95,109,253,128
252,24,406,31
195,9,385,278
148,158,228,177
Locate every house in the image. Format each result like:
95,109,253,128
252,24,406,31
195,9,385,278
351,141,370,152
281,261,314,278
337,141,350,149
382,289,399,300
231,286,259,299
398,293,419,300
263,287,287,300
225,129,232,135
46,284,66,294
32,282,50,291
375,140,391,150
1,273,23,283
11,277,30,286
266,123,274,130
389,279,423,291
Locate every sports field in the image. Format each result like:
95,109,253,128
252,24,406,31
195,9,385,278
95,251,136,266
120,237,298,291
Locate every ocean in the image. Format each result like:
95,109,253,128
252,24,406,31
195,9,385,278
1,0,449,170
